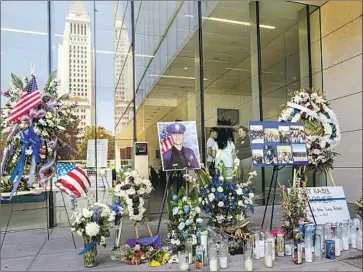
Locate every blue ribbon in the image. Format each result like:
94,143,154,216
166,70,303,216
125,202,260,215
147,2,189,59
1,125,40,201
310,197,346,202
78,240,97,255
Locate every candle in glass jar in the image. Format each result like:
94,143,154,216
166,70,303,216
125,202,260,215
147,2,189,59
264,240,273,268
264,255,273,268
244,240,254,271
357,226,363,251
244,259,253,271
334,238,341,257
351,227,357,249
209,259,218,272
220,257,228,269
285,239,292,256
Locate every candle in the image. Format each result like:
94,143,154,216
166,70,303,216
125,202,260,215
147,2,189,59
259,240,265,257
244,259,253,271
285,244,292,256
220,257,228,269
357,236,363,251
305,248,313,262
351,228,357,249
342,236,349,250
180,264,189,271
334,238,341,256
264,255,273,268
209,259,218,271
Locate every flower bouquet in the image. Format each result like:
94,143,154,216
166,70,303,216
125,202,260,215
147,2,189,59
70,202,113,267
121,244,170,266
167,186,203,252
198,161,256,228
109,200,124,258
109,169,153,225
355,191,363,219
280,176,310,238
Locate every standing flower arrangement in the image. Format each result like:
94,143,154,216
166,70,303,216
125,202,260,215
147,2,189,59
70,202,113,267
0,71,78,199
167,186,202,251
198,158,256,228
109,169,153,224
279,88,340,172
280,176,310,238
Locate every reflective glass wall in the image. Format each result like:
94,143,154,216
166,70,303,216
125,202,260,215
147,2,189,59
0,1,321,230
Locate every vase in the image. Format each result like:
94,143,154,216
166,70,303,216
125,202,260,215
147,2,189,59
83,239,98,268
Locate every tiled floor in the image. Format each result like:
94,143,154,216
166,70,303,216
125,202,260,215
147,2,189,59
1,206,362,271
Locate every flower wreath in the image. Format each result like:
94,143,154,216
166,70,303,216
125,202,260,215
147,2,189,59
109,170,153,224
279,88,340,171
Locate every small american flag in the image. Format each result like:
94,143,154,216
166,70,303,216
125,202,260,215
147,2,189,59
160,124,173,154
55,163,90,198
7,75,42,123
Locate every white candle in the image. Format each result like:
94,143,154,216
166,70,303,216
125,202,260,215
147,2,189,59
180,264,189,271
334,238,341,257
220,256,228,269
259,241,265,257
244,259,253,271
357,237,362,251
188,252,193,264
351,233,357,249
264,255,272,268
305,248,313,263
342,236,349,251
268,238,275,261
285,244,292,256
210,259,218,271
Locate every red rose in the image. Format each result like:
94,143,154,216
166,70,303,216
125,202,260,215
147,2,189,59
301,112,307,119
307,105,313,110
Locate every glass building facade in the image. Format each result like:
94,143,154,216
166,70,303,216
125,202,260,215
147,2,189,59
0,1,322,230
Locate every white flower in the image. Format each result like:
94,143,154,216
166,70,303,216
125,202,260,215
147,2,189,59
77,230,83,236
219,176,224,181
249,192,255,199
191,234,198,245
182,196,187,202
234,158,240,166
25,148,33,155
85,222,100,237
196,218,203,224
109,211,116,222
172,207,179,215
138,187,146,195
208,193,215,202
238,200,244,207
101,207,110,217
249,171,257,177
198,197,202,203
42,131,48,137
211,188,216,193
82,208,93,218
178,222,185,231
126,188,136,195
100,236,106,246
217,201,224,207
236,188,243,195
217,186,224,193
134,244,141,251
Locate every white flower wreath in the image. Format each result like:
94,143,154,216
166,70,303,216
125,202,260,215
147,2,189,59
279,88,340,170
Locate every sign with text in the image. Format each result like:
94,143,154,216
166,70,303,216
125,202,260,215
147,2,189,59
86,139,108,168
306,186,350,225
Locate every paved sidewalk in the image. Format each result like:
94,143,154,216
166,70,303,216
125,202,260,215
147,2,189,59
1,206,362,271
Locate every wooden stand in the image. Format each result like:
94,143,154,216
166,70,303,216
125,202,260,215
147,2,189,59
135,222,153,238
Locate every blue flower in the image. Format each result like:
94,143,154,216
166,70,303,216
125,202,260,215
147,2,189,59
178,222,186,231
227,183,237,190
182,231,188,239
183,205,190,214
172,195,178,201
185,219,193,226
172,207,179,216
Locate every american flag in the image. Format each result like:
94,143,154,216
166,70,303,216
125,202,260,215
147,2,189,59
160,124,173,154
55,163,90,198
7,75,42,123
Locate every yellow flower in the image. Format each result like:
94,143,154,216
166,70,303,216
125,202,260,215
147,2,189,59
162,253,170,263
149,260,161,267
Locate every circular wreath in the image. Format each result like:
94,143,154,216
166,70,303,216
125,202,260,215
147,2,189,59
279,88,340,171
111,170,153,223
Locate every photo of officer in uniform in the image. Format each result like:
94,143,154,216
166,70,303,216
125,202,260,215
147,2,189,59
158,121,201,171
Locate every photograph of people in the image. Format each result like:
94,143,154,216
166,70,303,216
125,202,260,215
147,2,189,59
158,122,201,171
215,128,236,179
290,125,306,143
252,149,264,165
264,146,277,164
249,125,264,144
276,145,293,164
206,127,218,174
292,144,308,162
264,128,280,143
235,125,252,181
279,126,291,144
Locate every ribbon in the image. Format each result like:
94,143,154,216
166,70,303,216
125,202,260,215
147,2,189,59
1,123,40,201
0,125,19,176
78,240,97,255
38,136,58,184
126,233,162,248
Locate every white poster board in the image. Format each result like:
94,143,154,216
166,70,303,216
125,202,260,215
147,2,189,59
306,186,350,225
86,139,108,168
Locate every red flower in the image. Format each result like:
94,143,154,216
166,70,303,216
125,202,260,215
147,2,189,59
301,112,307,119
307,105,313,110
3,92,10,97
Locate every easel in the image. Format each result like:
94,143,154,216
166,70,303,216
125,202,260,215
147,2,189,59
156,166,186,234
0,183,76,250
261,166,285,230
135,222,153,238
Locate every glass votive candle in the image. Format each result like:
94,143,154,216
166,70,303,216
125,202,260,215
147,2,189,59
285,238,293,256
179,250,189,271
305,234,313,262
185,238,193,264
253,231,260,260
209,244,218,272
342,221,350,250
195,245,204,271
314,233,322,259
356,226,363,251
325,222,332,240
244,241,253,271
316,225,325,253
264,240,273,268
219,240,228,269
351,226,357,249
266,233,276,261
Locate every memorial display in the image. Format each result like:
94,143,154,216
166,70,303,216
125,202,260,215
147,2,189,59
356,192,363,219
0,72,78,199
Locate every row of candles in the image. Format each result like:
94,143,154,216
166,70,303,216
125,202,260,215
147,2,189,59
178,217,362,271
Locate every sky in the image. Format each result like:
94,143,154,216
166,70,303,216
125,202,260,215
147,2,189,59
1,1,120,134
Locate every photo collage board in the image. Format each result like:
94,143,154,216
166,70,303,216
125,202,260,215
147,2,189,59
248,121,309,167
